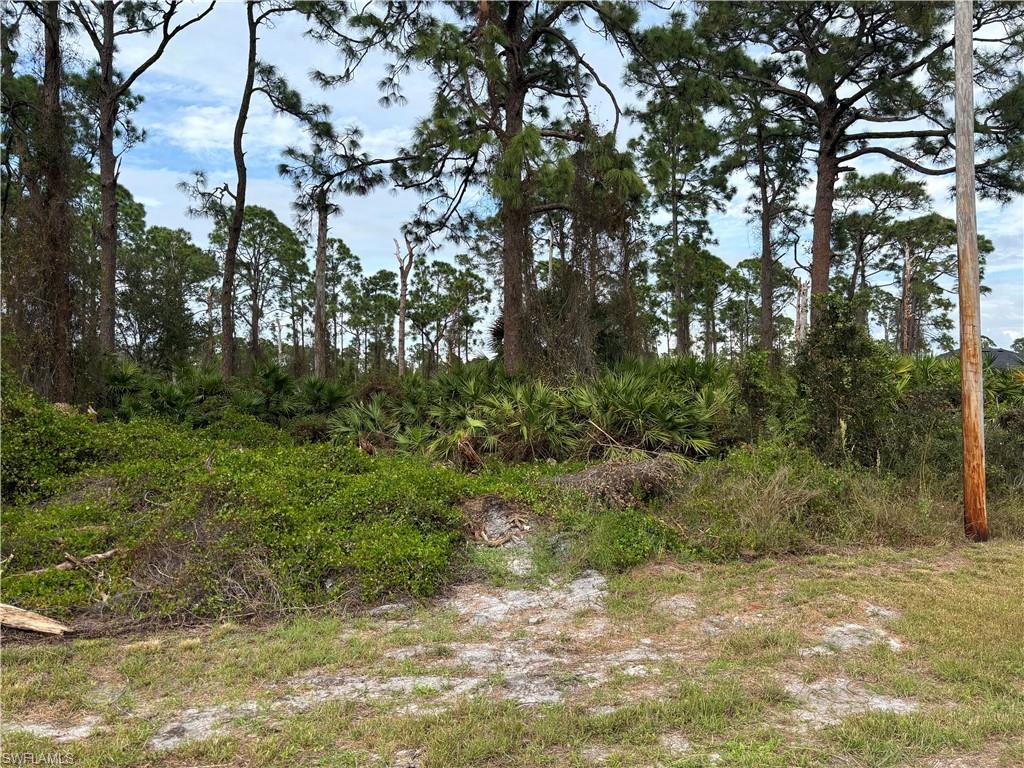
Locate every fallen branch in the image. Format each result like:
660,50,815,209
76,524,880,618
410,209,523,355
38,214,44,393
25,549,117,576
585,419,662,458
0,603,71,635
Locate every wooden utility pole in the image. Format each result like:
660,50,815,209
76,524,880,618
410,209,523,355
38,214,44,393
954,0,988,542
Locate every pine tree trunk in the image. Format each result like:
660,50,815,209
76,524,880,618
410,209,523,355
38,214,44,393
205,285,215,367
250,292,261,364
97,1,118,353
395,238,412,377
900,242,913,356
703,310,714,359
674,282,690,356
290,286,299,374
40,1,74,401
670,152,689,356
756,123,774,356
810,145,838,327
621,225,641,357
313,197,329,377
501,201,528,374
276,314,284,364
496,8,527,375
220,3,259,379
854,268,869,327
332,312,338,362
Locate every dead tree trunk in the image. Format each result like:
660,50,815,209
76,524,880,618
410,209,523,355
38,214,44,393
395,237,414,377
794,277,809,344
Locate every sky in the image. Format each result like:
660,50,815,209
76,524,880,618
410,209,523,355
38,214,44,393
74,2,1024,350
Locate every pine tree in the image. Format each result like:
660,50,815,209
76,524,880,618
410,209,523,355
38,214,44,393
69,0,213,353
689,1,1024,325
365,1,640,373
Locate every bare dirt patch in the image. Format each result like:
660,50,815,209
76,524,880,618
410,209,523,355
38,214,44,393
657,593,699,618
0,715,102,743
389,748,425,768
443,571,607,636
783,676,918,727
801,622,904,656
148,702,263,751
34,571,676,752
7,546,1009,763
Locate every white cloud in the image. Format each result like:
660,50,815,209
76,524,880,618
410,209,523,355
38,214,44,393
152,102,302,155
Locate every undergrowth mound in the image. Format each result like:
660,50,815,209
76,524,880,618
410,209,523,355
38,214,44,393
1,400,488,622
551,455,684,508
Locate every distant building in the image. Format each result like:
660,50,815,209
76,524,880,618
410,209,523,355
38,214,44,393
939,347,1023,370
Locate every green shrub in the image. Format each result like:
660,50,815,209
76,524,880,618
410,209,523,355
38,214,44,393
987,405,1024,497
732,350,801,442
0,382,106,503
348,519,457,599
287,414,332,444
567,369,730,458
121,448,469,616
796,296,899,463
198,408,294,449
296,376,351,415
327,358,735,464
232,363,298,426
1,569,100,613
582,507,678,572
1,431,475,620
874,358,1024,495
481,380,577,460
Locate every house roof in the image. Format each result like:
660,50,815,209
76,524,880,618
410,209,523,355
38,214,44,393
939,347,1023,370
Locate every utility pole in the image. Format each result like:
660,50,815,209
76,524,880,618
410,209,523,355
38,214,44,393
954,0,988,542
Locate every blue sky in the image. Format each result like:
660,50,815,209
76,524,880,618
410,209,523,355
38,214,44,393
98,3,1023,349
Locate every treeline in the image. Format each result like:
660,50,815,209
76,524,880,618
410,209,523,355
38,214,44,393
2,3,1023,403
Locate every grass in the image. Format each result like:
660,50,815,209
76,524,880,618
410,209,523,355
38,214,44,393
2,542,1022,767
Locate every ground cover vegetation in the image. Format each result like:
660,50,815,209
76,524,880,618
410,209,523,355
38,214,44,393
2,2,1024,764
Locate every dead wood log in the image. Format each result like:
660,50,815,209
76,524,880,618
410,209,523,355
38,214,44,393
25,548,117,576
0,604,71,635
